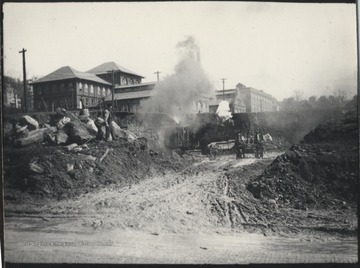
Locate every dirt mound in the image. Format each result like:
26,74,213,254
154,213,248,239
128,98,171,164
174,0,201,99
247,109,358,210
4,139,190,201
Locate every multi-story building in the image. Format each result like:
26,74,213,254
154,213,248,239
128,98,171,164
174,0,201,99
109,82,156,113
209,83,278,114
87,62,144,86
107,82,210,114
31,66,112,111
236,83,278,113
31,61,211,114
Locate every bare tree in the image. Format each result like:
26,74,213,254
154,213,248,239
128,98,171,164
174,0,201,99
334,89,347,103
294,90,303,102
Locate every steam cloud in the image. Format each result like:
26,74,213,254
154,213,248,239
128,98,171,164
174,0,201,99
216,100,232,121
142,36,214,123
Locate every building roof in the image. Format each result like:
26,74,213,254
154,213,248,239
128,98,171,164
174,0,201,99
106,89,154,101
32,66,111,85
247,87,273,98
87,62,144,78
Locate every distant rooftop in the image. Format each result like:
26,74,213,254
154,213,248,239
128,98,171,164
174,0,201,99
87,62,144,78
32,66,111,85
247,87,273,98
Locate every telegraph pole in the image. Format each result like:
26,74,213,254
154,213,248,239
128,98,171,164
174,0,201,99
221,78,227,100
154,71,161,81
107,69,115,111
19,48,27,113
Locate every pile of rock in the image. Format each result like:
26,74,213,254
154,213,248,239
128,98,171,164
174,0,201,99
247,108,358,210
5,108,139,148
303,109,357,143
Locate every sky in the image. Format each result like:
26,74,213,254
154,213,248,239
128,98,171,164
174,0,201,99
3,2,358,101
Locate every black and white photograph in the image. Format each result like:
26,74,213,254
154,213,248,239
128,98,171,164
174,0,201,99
2,1,358,265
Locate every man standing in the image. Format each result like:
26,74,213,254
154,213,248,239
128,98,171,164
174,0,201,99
235,132,246,159
104,104,113,141
254,128,264,158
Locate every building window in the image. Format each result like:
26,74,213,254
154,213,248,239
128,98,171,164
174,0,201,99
60,83,65,92
107,89,111,96
52,85,57,94
78,82,83,89
97,86,101,96
90,84,94,95
85,98,89,106
102,88,106,97
84,84,88,95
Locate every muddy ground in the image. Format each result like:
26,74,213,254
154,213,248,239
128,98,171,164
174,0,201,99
3,102,358,264
4,149,358,264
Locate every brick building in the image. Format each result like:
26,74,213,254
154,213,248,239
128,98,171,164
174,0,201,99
236,83,278,112
209,83,278,114
31,66,112,111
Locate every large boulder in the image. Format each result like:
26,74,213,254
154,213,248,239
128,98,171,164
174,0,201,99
111,121,137,141
14,127,56,147
56,129,69,145
68,121,96,145
19,115,39,131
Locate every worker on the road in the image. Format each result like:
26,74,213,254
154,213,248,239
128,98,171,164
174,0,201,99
104,104,113,141
235,132,245,159
254,128,264,158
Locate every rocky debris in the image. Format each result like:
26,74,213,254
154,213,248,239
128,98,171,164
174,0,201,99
29,158,45,174
56,117,71,130
247,108,358,210
56,129,69,145
111,121,137,141
19,115,39,131
14,127,56,147
4,139,190,200
65,143,79,151
5,109,97,147
303,109,357,144
68,120,95,145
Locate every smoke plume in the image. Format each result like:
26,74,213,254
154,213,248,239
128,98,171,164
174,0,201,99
142,36,214,123
216,100,232,121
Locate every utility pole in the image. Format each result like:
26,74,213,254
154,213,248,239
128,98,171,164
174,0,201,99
107,69,115,111
221,78,227,100
154,71,161,82
19,48,27,113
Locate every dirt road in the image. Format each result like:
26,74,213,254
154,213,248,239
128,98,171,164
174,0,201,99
4,152,358,263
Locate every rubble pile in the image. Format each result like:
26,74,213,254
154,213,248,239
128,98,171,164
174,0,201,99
4,110,97,147
4,108,189,200
4,138,188,200
247,108,358,210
